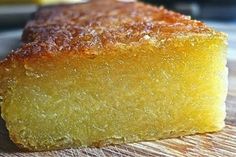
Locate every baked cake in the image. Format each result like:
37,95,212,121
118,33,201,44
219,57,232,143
0,0,228,151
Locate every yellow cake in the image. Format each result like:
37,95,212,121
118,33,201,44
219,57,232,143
0,0,227,151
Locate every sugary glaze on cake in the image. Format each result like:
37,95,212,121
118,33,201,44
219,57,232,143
4,0,221,60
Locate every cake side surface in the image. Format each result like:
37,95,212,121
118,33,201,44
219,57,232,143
0,0,227,151
0,34,227,151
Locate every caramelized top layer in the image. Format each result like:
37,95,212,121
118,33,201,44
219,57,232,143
7,0,219,59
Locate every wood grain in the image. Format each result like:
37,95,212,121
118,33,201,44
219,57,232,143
0,61,235,157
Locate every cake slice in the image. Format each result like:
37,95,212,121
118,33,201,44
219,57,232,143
0,0,227,151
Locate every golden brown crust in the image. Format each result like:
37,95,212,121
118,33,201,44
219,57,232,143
5,0,215,60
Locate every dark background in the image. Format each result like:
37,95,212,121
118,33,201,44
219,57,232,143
143,0,236,20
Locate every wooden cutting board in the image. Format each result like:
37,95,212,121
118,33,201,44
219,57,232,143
0,61,236,157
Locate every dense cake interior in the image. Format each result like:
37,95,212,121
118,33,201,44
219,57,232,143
0,35,227,150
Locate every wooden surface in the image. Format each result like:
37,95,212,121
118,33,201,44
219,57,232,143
0,61,235,157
